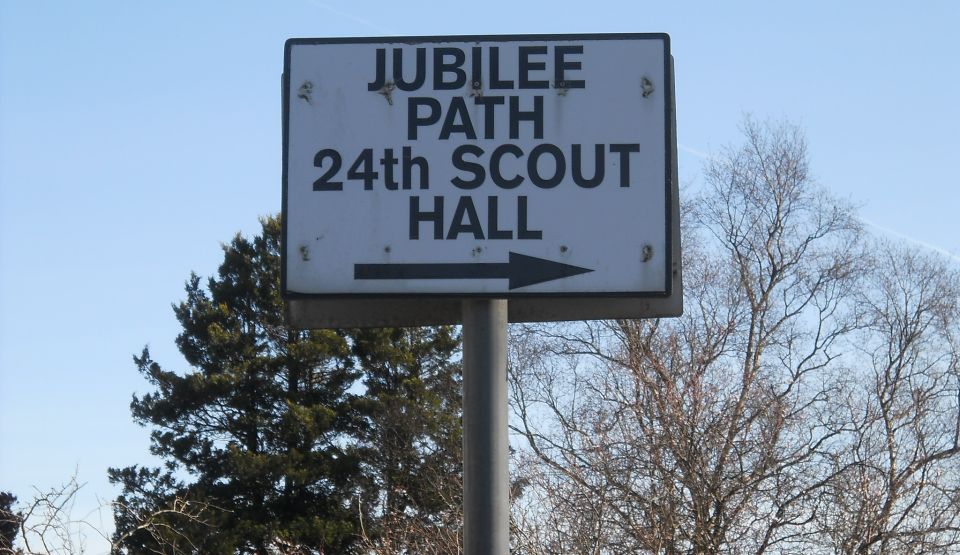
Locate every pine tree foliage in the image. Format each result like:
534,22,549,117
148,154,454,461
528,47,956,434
110,216,462,554
352,327,463,550
0,491,20,553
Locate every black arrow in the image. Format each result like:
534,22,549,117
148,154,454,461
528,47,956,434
354,252,593,290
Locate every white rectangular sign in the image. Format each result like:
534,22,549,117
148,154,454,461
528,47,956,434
283,34,674,307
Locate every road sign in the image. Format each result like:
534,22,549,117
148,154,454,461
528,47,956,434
283,34,680,326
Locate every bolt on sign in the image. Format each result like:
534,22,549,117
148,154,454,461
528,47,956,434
282,33,681,327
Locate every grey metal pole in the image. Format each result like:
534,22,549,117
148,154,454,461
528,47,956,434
462,299,509,555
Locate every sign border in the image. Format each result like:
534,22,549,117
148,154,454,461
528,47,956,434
282,32,673,301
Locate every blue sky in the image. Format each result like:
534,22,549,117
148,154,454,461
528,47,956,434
1,0,958,551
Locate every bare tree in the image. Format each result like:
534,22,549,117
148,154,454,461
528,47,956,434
818,242,960,554
356,469,464,555
8,475,220,555
110,493,221,554
509,118,880,554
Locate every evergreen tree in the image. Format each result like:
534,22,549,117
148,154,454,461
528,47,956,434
352,327,463,551
1,491,20,553
111,216,364,554
110,216,463,554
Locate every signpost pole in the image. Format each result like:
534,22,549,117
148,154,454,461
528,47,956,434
462,298,510,555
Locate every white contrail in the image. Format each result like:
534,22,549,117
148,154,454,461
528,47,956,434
861,218,960,263
304,0,397,35
678,143,717,161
